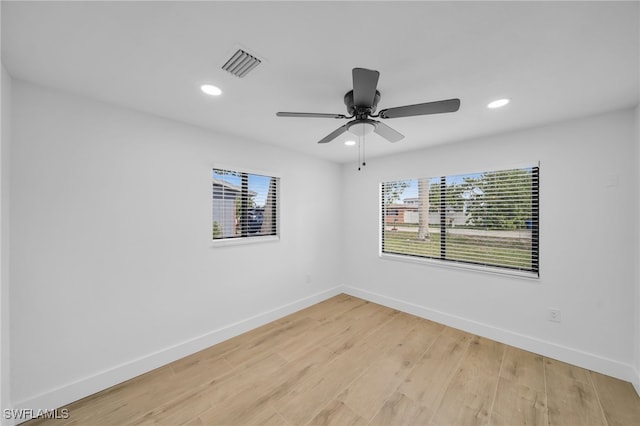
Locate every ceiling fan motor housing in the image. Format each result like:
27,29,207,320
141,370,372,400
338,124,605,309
344,90,381,117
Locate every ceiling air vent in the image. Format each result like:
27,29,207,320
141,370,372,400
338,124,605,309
222,49,261,78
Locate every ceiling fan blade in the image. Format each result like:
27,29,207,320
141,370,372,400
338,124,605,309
374,122,404,143
352,68,380,107
276,112,347,119
378,98,460,119
318,124,349,144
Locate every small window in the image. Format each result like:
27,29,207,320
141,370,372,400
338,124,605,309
212,168,279,242
381,166,539,277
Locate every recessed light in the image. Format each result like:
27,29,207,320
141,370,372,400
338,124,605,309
344,140,356,146
487,98,510,109
201,84,222,96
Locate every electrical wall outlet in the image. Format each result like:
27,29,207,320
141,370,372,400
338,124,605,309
548,308,561,323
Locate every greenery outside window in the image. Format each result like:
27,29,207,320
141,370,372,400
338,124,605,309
381,166,539,277
212,168,279,243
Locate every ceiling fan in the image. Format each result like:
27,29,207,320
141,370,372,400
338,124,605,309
276,68,461,144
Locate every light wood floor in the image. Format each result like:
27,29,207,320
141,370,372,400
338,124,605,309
26,294,640,425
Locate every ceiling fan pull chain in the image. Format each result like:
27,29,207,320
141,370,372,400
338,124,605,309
362,133,366,167
357,134,362,171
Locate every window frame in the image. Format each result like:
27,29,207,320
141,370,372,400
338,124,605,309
379,165,539,279
211,166,280,247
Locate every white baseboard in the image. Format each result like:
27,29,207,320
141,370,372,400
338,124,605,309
11,285,344,424
343,285,638,387
633,366,640,397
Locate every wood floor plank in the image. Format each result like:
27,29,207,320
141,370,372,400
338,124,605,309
274,310,410,424
274,299,385,362
545,358,606,426
368,391,432,425
266,346,338,401
198,346,336,424
196,352,288,410
490,377,547,426
490,346,547,426
307,400,368,426
130,388,213,426
275,315,354,362
189,312,301,362
590,371,640,426
300,294,367,322
273,351,378,425
89,365,228,426
62,366,183,425
182,418,204,426
316,303,399,356
398,325,473,419
262,346,338,401
544,356,592,384
429,336,505,426
198,400,287,426
337,316,442,420
68,364,174,413
499,346,545,392
223,316,320,367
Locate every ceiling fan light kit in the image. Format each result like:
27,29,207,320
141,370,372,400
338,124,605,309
276,68,461,168
347,121,375,136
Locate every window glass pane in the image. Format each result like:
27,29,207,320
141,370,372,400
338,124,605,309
444,169,535,270
213,168,278,241
212,169,242,239
382,177,440,259
248,173,277,236
381,166,539,275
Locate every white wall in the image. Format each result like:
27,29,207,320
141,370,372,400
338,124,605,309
9,80,343,412
342,108,638,382
1,65,13,423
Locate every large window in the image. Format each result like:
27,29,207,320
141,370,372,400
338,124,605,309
381,166,539,277
212,168,279,242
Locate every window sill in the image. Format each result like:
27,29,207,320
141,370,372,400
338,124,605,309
379,252,539,280
211,235,279,248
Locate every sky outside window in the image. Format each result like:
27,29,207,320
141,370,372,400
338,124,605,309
398,173,483,202
212,170,272,207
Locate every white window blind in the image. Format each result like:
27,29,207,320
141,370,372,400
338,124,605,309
212,168,279,240
381,166,539,276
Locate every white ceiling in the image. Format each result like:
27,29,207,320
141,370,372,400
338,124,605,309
2,1,638,163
